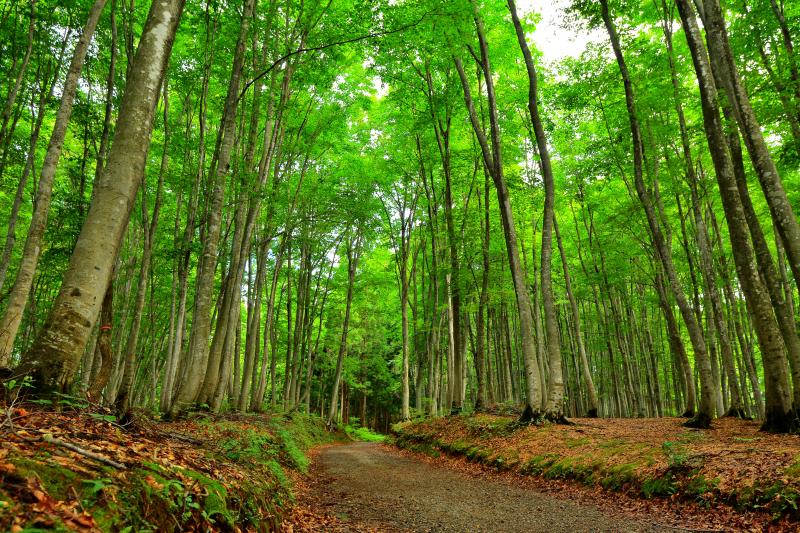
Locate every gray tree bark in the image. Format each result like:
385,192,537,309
508,0,567,421
454,8,542,420
18,0,185,390
0,0,108,366
677,0,795,432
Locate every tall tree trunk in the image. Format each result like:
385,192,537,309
161,26,213,411
0,58,58,294
474,173,490,411
17,0,184,390
554,217,598,417
115,81,169,416
601,0,715,428
0,0,108,366
702,0,800,291
676,0,795,432
328,232,361,426
168,0,255,416
255,238,286,408
508,0,566,421
454,8,542,421
699,6,800,412
238,241,266,411
400,219,412,420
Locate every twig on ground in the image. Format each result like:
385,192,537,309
42,433,126,469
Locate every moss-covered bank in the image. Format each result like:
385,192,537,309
0,409,340,532
393,414,800,521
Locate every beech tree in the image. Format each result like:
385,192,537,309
16,0,185,391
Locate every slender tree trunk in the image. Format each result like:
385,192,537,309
238,241,266,411
508,0,566,420
115,82,169,416
328,233,361,426
601,0,715,428
474,174,490,411
169,0,254,415
454,9,542,420
0,45,69,296
0,0,35,148
554,218,598,417
400,226,412,420
255,239,286,407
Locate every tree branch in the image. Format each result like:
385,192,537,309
238,10,434,102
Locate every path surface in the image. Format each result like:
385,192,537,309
305,442,673,532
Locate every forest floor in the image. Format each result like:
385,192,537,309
391,414,800,531
0,401,343,532
4,404,800,531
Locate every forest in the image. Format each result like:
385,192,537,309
1,0,797,431
1,0,800,530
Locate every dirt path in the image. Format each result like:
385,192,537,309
301,442,674,532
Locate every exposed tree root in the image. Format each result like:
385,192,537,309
722,406,751,420
517,404,544,425
682,413,712,429
544,411,574,425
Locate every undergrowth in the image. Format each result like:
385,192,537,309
0,408,340,532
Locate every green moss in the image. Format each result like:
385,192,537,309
597,438,626,449
464,416,519,438
264,459,287,489
465,445,489,462
492,454,519,471
277,429,309,473
520,453,559,475
11,456,79,501
565,437,591,448
442,440,472,455
683,473,719,503
181,469,233,526
393,434,441,458
785,455,800,478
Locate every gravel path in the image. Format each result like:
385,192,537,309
306,442,673,532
